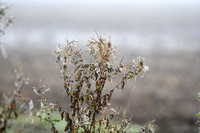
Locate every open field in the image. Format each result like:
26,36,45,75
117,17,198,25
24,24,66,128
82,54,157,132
1,1,200,132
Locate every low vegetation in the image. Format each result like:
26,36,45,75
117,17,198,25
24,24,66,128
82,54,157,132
31,34,154,133
0,33,157,132
0,69,33,132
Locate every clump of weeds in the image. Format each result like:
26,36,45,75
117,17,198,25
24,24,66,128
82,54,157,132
31,34,155,133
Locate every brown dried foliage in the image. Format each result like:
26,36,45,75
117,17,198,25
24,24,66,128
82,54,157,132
32,34,149,133
0,69,33,133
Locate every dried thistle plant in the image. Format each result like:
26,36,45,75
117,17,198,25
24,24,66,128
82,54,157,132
0,69,33,133
141,119,156,133
0,1,12,35
31,80,60,132
32,34,150,133
0,1,12,58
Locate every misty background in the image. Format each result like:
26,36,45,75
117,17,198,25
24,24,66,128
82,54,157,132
1,0,200,132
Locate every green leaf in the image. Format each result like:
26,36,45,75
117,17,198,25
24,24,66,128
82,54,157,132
97,85,103,92
84,96,90,100
128,72,133,79
196,112,200,117
52,119,60,122
75,84,79,88
197,93,200,99
75,81,80,88
75,60,78,65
